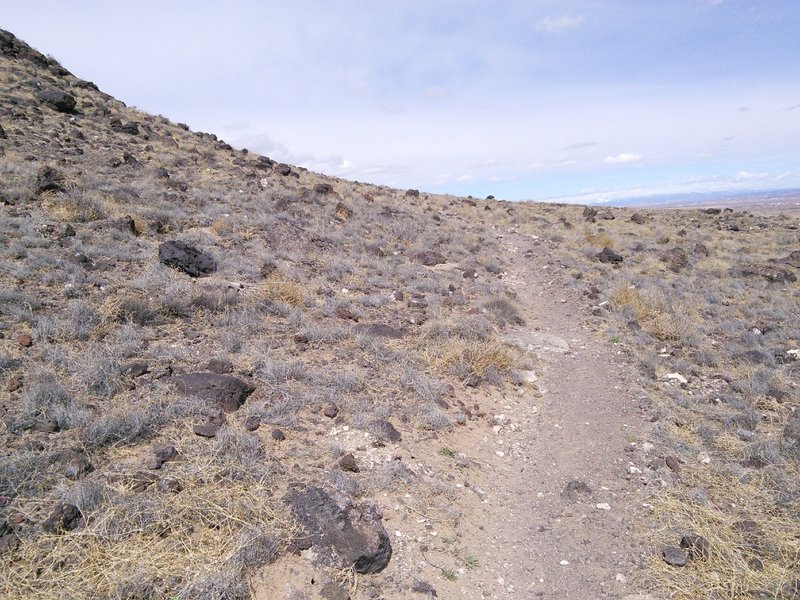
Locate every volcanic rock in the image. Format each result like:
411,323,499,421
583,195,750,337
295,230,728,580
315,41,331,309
158,241,217,277
38,89,76,113
172,373,255,412
286,486,392,574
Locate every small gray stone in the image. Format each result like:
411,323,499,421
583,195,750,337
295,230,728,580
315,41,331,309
662,546,688,567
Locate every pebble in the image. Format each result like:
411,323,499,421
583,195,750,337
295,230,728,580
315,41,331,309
596,503,611,510
662,546,688,567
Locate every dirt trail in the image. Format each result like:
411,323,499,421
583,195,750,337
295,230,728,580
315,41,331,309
450,231,654,599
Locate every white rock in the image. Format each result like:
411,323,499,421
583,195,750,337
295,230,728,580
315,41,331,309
698,452,711,465
665,372,688,384
560,560,570,565
596,503,611,510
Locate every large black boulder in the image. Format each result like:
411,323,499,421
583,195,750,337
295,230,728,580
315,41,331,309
38,89,76,113
172,372,255,412
158,241,217,277
286,486,392,574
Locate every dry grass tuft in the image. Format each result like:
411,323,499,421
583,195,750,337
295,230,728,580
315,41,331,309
425,339,516,381
583,228,616,249
0,463,293,599
648,469,800,599
610,283,695,342
250,273,305,307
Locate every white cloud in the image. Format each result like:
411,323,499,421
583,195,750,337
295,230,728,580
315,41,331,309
456,174,475,182
604,153,643,164
735,170,769,181
537,14,585,33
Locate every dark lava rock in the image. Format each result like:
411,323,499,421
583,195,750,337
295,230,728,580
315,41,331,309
737,264,797,283
206,358,233,374
596,247,623,264
192,422,220,438
411,250,446,266
36,165,66,193
561,480,592,500
339,453,360,473
158,241,217,277
662,546,688,566
411,580,438,597
38,89,76,113
704,208,721,215
598,210,615,220
660,248,689,272
630,213,647,224
156,476,184,493
354,323,407,339
286,486,392,574
680,534,710,560
335,306,360,322
693,243,710,256
173,373,255,412
271,428,286,441
110,118,139,135
243,415,260,431
665,455,680,473
370,419,402,443
315,183,334,194
42,503,82,533
276,163,292,176
583,206,597,222
463,267,477,279
323,404,339,418
152,444,177,468
0,123,6,139
122,362,149,377
405,189,420,197
776,250,800,269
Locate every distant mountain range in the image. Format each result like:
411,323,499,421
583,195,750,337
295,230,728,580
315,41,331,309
606,188,800,210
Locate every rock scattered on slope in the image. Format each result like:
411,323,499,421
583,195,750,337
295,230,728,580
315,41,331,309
172,372,255,412
662,546,688,567
596,247,623,264
158,241,217,277
286,486,392,574
38,89,76,112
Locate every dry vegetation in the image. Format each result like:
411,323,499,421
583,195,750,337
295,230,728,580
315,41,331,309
1,29,799,599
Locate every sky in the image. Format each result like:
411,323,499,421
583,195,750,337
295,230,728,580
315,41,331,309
2,1,800,203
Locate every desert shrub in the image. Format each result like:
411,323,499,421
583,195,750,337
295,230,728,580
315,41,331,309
482,296,525,326
73,346,125,398
12,369,84,431
610,284,695,343
44,189,106,222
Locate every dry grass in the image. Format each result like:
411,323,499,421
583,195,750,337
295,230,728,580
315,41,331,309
0,463,293,599
647,470,800,599
424,339,516,382
250,274,305,308
583,227,616,249
610,283,696,342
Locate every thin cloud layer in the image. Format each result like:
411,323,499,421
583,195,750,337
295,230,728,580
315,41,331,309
537,14,586,33
604,153,643,165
